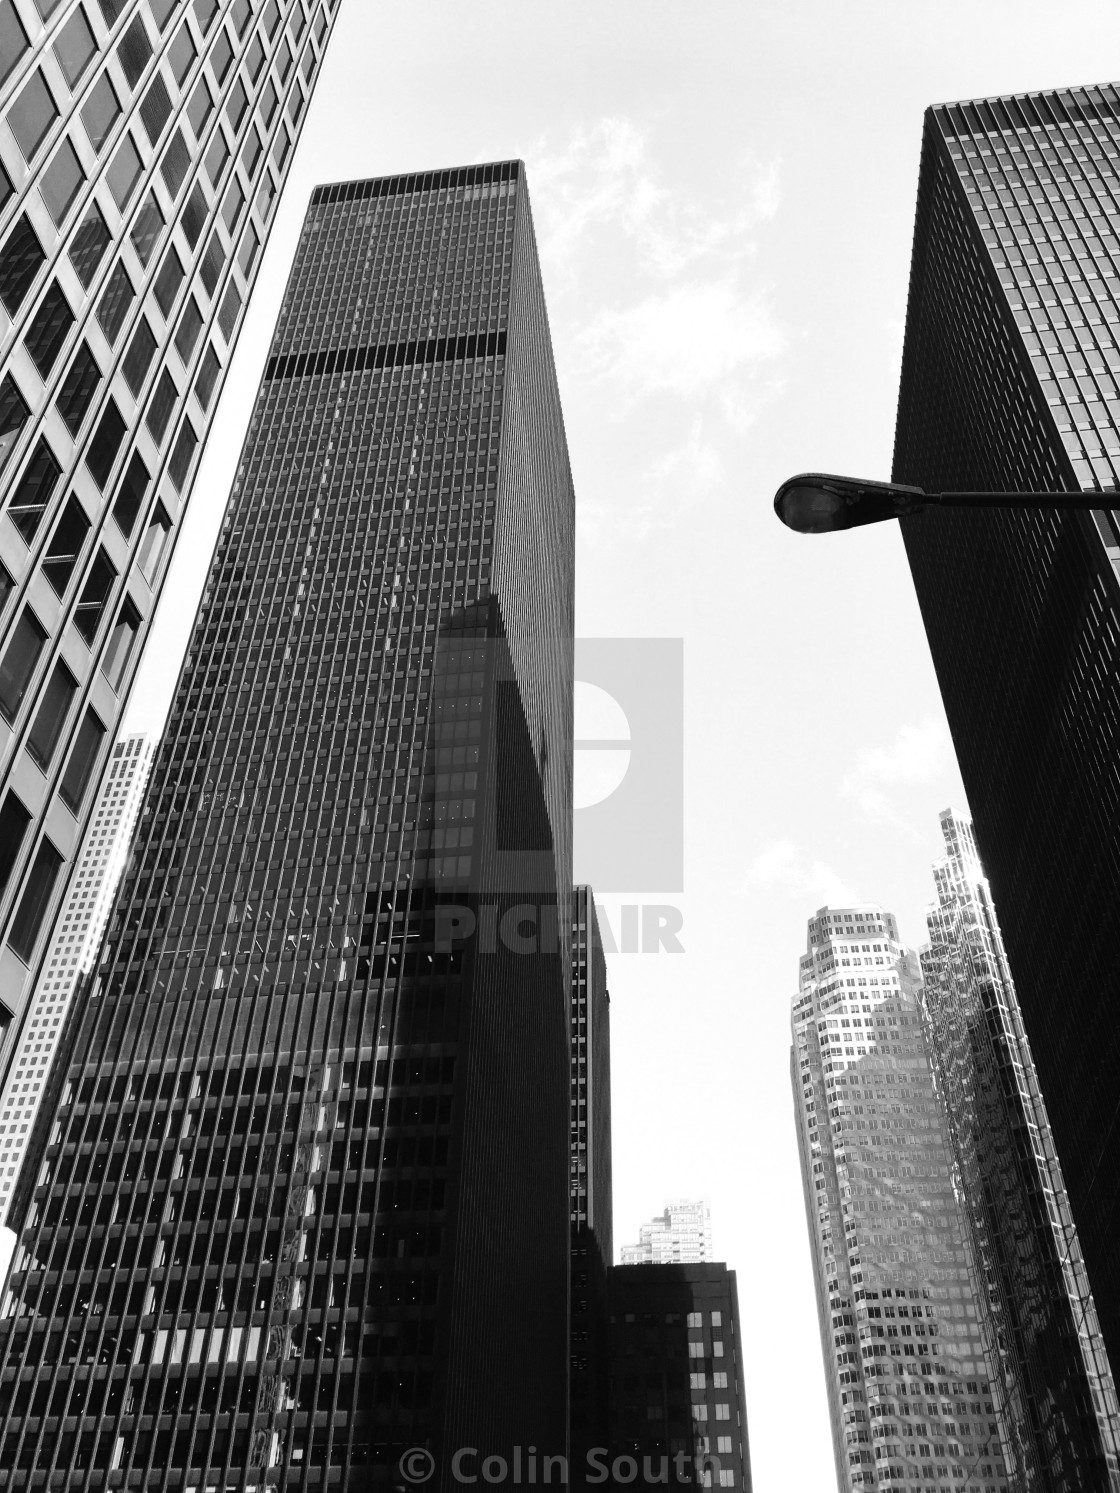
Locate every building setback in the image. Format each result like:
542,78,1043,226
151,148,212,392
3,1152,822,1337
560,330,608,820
892,83,1120,1377
920,809,1120,1492
0,0,341,1089
791,903,1014,1493
0,158,575,1489
0,727,151,1225
620,1198,712,1266
607,1263,752,1492
570,883,612,1490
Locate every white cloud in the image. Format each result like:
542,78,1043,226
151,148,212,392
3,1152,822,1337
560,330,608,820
745,839,858,910
842,716,952,819
577,417,725,547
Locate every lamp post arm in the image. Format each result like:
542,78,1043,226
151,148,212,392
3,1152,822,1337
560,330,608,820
936,490,1114,510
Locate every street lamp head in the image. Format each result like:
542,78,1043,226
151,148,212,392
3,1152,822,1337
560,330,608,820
774,472,929,534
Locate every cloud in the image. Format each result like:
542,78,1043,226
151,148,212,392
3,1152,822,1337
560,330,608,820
745,839,859,910
842,716,952,819
578,417,725,547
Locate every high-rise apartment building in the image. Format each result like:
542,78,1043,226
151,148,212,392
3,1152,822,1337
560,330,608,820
607,1262,752,1492
0,159,575,1487
892,83,1120,1373
0,727,151,1224
570,883,612,1487
0,0,341,1085
791,903,1014,1493
920,809,1120,1492
621,1199,712,1266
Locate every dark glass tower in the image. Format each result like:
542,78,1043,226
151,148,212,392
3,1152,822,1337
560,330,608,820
569,883,612,1488
0,158,575,1489
0,0,341,1096
892,83,1120,1386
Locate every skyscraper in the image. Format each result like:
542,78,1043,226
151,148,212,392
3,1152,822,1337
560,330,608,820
0,0,341,1085
570,883,612,1487
892,83,1120,1373
621,1199,712,1266
0,159,575,1487
791,903,1014,1493
0,727,151,1225
920,809,1120,1492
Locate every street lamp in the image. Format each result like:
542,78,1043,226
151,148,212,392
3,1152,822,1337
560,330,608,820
773,471,1112,535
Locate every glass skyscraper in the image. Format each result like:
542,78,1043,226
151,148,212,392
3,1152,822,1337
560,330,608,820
791,904,1014,1493
0,159,575,1487
920,809,1120,1492
0,0,340,1091
892,83,1120,1380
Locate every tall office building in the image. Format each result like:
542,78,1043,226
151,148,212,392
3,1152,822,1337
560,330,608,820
920,809,1120,1492
0,159,575,1487
0,0,341,1089
892,83,1120,1375
607,1262,752,1492
791,904,1014,1493
621,1199,712,1266
0,728,151,1225
570,883,612,1487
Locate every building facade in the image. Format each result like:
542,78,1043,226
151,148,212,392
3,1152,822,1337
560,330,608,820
0,159,576,1488
892,82,1120,1376
570,883,612,1488
0,727,151,1225
920,809,1120,1492
791,903,1014,1493
621,1198,712,1266
607,1263,752,1492
0,0,341,1088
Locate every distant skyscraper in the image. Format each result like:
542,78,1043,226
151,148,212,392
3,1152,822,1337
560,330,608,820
0,159,575,1487
621,1199,712,1266
607,1262,752,1492
920,809,1120,1491
0,0,341,1087
791,903,1014,1493
0,728,150,1224
892,83,1120,1374
570,883,612,1487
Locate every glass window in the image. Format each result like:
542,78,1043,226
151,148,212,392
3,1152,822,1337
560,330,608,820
73,546,116,642
139,71,171,144
210,28,232,82
0,159,10,214
241,125,262,179
94,0,127,22
271,125,290,171
237,223,259,279
275,38,292,81
149,0,178,30
199,230,224,295
261,0,278,36
0,606,47,723
117,14,153,88
160,128,190,197
0,1,29,91
205,126,229,186
225,77,247,131
56,343,102,436
106,131,142,209
0,215,45,315
59,708,104,812
217,279,240,342
39,138,85,225
146,369,177,442
0,558,11,616
230,0,251,35
186,75,211,135
138,501,170,581
287,84,303,126
111,450,149,536
85,400,125,488
8,71,58,162
68,205,109,288
122,316,157,395
130,191,164,265
254,171,274,225
54,6,96,88
222,176,244,233
41,494,90,594
96,261,135,344
168,417,196,489
258,79,277,126
153,245,185,316
175,296,201,363
27,661,76,768
0,792,32,900
80,73,121,152
193,0,218,32
6,438,60,541
181,183,207,247
244,35,264,82
194,343,219,409
101,597,139,689
168,20,196,85
8,836,64,964
24,281,74,378
0,374,30,476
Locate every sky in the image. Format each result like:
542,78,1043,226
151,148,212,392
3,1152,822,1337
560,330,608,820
6,1,1116,1487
